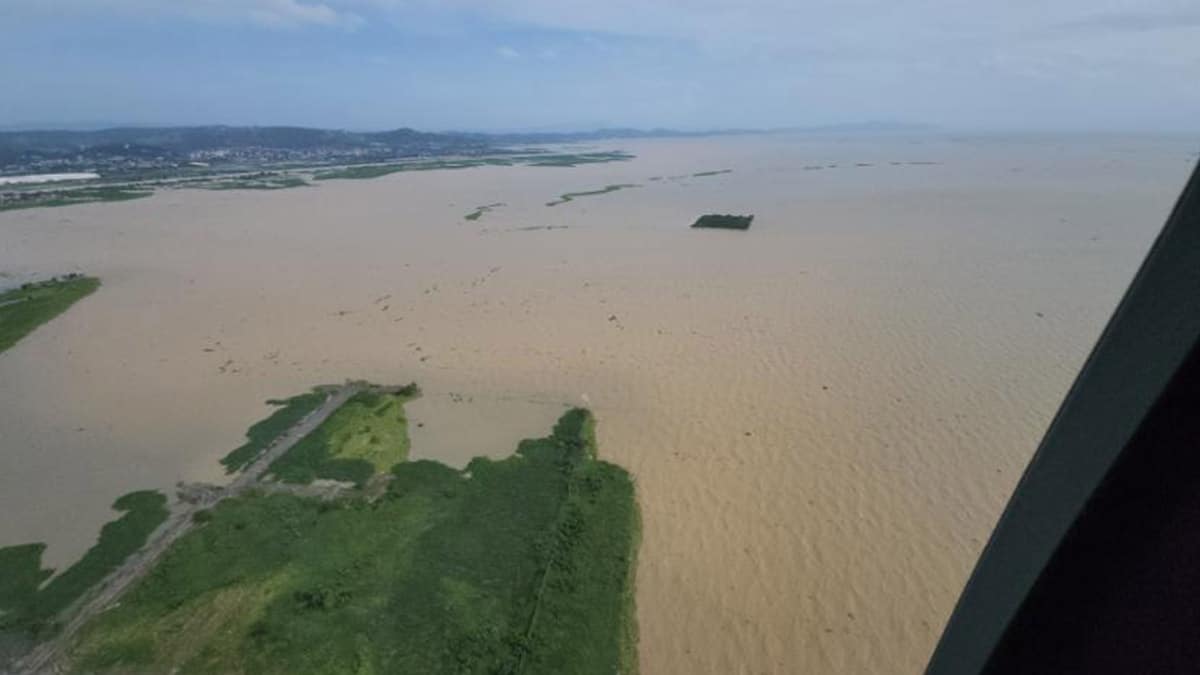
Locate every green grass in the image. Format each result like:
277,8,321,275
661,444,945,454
0,491,169,639
546,183,639,207
691,213,754,230
69,406,638,675
0,275,100,355
268,388,418,487
0,187,152,212
220,392,329,473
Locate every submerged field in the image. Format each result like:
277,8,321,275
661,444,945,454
12,386,639,675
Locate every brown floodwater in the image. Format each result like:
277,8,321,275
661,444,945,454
0,133,1193,673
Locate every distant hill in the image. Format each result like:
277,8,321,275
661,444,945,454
0,122,935,173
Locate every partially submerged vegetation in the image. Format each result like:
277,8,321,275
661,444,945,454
314,159,509,180
0,187,151,212
546,183,639,207
0,274,100,354
314,151,633,181
526,151,633,167
64,389,638,675
219,391,329,473
199,174,309,191
0,491,169,641
692,214,754,230
464,202,505,221
692,169,733,177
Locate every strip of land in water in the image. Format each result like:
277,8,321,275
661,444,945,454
0,275,100,354
546,183,640,207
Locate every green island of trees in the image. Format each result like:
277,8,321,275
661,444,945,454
0,275,100,354
691,214,754,230
1,383,640,674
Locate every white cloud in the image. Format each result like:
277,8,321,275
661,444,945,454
496,45,521,59
248,0,362,28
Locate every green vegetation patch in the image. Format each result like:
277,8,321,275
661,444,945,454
268,387,418,487
0,491,169,639
546,184,639,207
200,175,309,191
464,202,505,221
0,187,151,212
526,151,634,167
691,213,754,230
0,275,100,355
69,408,639,675
691,169,733,177
220,391,328,473
313,158,515,181
314,152,633,181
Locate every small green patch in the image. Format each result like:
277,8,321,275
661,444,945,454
546,184,639,207
691,213,754,230
691,169,732,177
0,491,169,639
464,202,505,221
0,275,100,355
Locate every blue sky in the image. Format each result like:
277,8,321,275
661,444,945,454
1,1,1198,132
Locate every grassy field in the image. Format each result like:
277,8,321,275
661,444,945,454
0,275,100,355
0,187,152,212
220,391,329,473
546,183,639,207
68,405,639,675
0,491,169,640
267,387,418,487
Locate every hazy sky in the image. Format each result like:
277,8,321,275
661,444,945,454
2,1,1198,131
